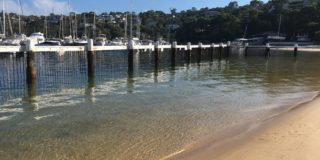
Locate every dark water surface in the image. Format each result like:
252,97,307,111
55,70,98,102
0,49,320,160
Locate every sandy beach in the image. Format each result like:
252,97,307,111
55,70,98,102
174,96,320,160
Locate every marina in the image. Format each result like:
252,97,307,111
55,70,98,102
1,0,320,160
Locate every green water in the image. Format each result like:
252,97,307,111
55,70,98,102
0,50,320,159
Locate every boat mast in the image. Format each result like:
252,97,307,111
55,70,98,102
2,0,5,37
277,15,282,36
17,0,21,34
243,23,248,38
68,0,72,38
61,14,64,38
74,13,77,39
92,12,96,39
130,12,132,40
7,11,12,35
44,15,47,38
83,13,86,36
124,13,127,41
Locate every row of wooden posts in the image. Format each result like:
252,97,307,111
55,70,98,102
244,43,299,58
25,40,304,86
25,40,231,85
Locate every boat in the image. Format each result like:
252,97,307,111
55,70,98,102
73,34,88,46
231,38,248,48
1,34,27,46
267,15,286,44
37,38,62,46
63,35,74,45
95,34,107,46
28,32,45,44
231,23,249,48
107,37,126,46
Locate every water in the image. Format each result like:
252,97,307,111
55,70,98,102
1,49,320,160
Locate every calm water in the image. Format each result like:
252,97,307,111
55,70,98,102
0,49,320,160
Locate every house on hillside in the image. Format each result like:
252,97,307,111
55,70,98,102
284,0,320,9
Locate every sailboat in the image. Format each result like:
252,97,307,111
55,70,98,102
63,0,75,45
73,13,87,46
95,34,107,46
1,0,27,46
231,23,249,48
266,15,286,42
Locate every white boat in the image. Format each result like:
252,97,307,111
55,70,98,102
37,38,62,46
2,34,27,46
28,32,45,44
107,37,126,46
95,34,107,46
63,35,74,45
231,38,248,48
73,34,88,46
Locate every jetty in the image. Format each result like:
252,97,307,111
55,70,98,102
0,39,230,84
2,39,320,85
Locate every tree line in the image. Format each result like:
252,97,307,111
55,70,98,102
3,0,320,43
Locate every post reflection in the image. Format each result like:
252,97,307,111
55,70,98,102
127,69,135,93
26,78,38,110
87,73,96,102
153,64,159,83
169,65,176,87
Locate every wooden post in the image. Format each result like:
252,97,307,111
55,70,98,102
186,42,192,64
219,43,223,59
87,40,96,99
265,43,271,58
294,43,298,57
128,39,135,72
154,41,160,68
197,42,202,63
26,39,36,84
210,43,215,61
226,41,231,58
87,39,95,81
244,43,249,57
171,41,177,67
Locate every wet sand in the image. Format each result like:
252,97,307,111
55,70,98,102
174,96,320,160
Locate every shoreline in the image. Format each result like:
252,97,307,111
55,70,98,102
170,93,320,160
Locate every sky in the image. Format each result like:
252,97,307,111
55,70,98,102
4,0,268,15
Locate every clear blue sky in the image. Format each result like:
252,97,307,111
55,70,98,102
14,0,268,15
71,0,268,13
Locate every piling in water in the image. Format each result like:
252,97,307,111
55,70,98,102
197,42,202,63
87,39,95,79
87,51,95,79
171,41,177,67
294,44,298,57
154,41,160,68
265,43,271,58
26,51,36,84
219,43,223,60
26,40,36,84
244,43,249,57
226,41,231,58
186,42,192,64
128,39,135,72
210,43,214,61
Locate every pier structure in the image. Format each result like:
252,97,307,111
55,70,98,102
244,43,319,57
0,39,228,84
